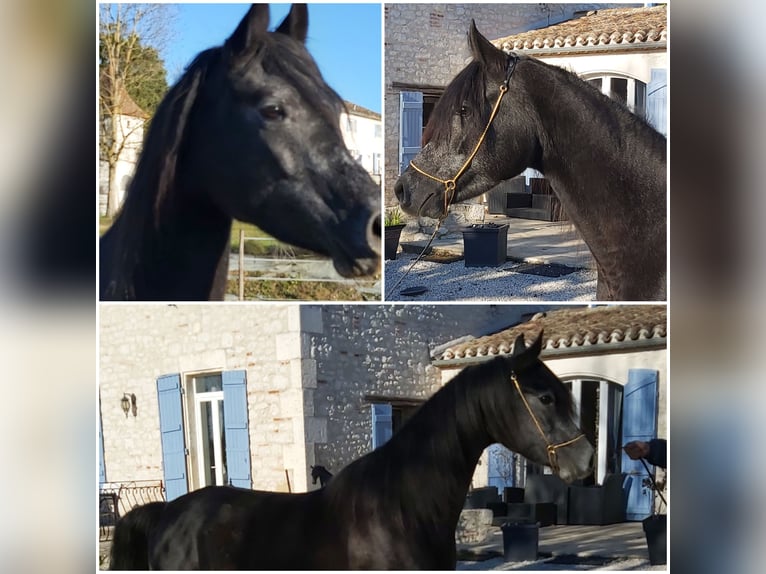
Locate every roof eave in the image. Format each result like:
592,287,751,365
432,337,667,368
499,40,667,58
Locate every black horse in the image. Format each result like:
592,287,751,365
100,4,381,301
310,465,333,487
109,332,593,570
394,21,666,301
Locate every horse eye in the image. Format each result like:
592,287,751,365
260,104,286,121
539,394,554,405
459,105,469,117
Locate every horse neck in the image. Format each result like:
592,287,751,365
367,374,495,531
528,67,662,201
518,60,666,297
105,191,232,301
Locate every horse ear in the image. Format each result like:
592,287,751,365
511,331,544,370
527,330,544,358
512,333,526,357
276,4,308,44
226,4,270,56
467,19,505,73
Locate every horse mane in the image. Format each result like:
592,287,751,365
103,48,219,298
422,53,665,151
324,353,574,530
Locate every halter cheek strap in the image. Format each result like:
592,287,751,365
511,372,586,475
409,55,519,218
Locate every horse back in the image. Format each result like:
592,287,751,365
148,486,329,570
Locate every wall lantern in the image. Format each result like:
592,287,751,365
121,393,137,418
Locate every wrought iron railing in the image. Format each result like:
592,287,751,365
99,480,165,542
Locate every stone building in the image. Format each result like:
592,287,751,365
99,304,541,503
340,102,383,183
384,3,627,207
100,303,666,523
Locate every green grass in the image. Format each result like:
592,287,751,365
227,273,377,301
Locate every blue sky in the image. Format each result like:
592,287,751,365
163,4,381,113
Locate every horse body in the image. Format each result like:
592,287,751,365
394,21,666,301
100,4,380,301
111,332,593,569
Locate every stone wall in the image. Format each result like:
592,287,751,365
99,305,306,494
305,304,538,476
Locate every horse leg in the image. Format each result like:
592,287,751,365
109,501,166,570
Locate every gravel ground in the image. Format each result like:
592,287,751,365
384,256,597,301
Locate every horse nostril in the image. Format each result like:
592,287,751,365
394,179,410,207
368,212,381,255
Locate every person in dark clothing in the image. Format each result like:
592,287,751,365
624,438,667,468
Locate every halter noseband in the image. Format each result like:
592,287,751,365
409,55,519,218
511,372,586,475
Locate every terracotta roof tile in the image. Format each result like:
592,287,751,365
343,101,381,121
435,305,666,362
493,5,667,53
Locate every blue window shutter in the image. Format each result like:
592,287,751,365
371,403,393,450
399,91,423,174
98,408,106,484
156,374,188,500
646,68,667,137
223,370,251,489
621,369,659,520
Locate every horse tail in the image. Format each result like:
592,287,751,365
109,501,166,570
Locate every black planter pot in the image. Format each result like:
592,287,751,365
503,487,524,503
643,514,667,565
384,224,406,260
462,223,509,267
501,521,539,562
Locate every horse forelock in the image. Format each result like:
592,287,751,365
422,61,488,147
228,31,343,131
507,353,575,421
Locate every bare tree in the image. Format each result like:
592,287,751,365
99,4,175,217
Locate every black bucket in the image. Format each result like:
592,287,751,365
642,514,667,565
501,521,539,562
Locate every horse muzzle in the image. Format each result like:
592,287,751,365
330,209,381,278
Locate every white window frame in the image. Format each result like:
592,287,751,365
184,371,228,489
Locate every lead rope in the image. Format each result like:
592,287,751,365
511,372,586,474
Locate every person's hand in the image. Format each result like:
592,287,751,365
623,440,650,460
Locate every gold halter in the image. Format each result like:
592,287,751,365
408,55,519,217
511,372,586,475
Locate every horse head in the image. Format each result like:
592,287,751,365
490,331,594,483
161,4,380,278
395,20,539,220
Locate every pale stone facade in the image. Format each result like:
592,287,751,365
340,105,383,180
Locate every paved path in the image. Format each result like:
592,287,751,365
457,522,665,571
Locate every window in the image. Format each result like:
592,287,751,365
587,74,647,118
185,373,228,489
369,399,422,449
156,370,251,500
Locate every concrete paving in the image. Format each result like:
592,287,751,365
400,215,597,271
457,522,666,571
